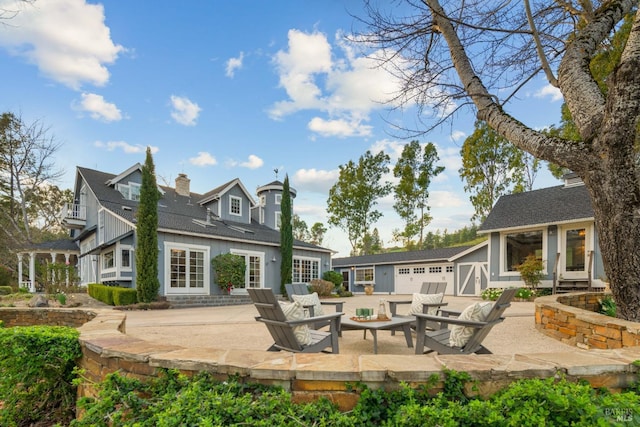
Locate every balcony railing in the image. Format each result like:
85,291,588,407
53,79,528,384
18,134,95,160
60,203,87,228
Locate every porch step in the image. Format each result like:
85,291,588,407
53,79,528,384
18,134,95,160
166,294,252,308
554,279,591,294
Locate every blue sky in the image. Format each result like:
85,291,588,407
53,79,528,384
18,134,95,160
0,0,564,256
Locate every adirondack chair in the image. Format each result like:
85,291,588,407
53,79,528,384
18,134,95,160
248,288,342,353
388,282,448,335
413,288,517,355
285,283,344,335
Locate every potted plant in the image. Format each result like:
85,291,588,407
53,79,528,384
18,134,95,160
212,253,246,294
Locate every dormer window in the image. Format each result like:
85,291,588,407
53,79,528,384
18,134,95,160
230,195,242,216
117,182,141,201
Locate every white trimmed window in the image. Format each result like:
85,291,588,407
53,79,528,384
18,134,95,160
293,257,320,283
502,229,545,273
275,211,282,229
229,195,242,216
102,250,114,270
355,267,374,284
120,247,132,270
165,243,210,294
275,194,282,205
116,182,141,201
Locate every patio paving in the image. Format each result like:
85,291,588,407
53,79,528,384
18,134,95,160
123,294,578,355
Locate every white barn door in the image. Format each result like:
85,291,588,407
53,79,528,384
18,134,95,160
456,262,488,296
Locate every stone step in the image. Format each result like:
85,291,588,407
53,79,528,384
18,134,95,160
166,294,252,308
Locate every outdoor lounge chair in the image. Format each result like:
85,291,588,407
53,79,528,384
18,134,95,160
285,283,344,335
413,287,517,355
248,288,342,353
388,282,448,335
415,288,517,354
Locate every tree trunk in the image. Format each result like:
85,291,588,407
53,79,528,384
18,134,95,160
426,0,640,319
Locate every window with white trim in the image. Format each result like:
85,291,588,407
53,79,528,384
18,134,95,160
355,267,374,283
293,257,320,283
116,182,141,201
102,250,114,270
169,247,206,289
229,195,241,216
504,230,544,272
121,248,131,269
275,194,282,205
275,211,282,229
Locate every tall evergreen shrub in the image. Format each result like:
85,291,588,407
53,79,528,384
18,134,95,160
280,175,293,294
136,147,161,303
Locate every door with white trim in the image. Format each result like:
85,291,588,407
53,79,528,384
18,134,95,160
457,262,488,296
231,249,264,292
559,223,591,279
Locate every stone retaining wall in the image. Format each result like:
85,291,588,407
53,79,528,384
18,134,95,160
167,294,252,308
535,293,640,349
2,306,640,412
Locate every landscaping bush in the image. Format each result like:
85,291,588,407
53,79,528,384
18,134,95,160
515,287,534,300
308,278,335,296
600,295,617,317
0,286,13,295
322,270,343,288
0,265,12,287
0,325,81,426
481,287,503,301
88,283,137,306
71,369,640,426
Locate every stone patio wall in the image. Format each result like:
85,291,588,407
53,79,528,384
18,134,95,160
535,292,640,349
2,306,640,412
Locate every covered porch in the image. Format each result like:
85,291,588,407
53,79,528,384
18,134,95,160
16,239,80,292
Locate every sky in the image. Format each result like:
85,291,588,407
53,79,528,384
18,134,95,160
0,0,565,257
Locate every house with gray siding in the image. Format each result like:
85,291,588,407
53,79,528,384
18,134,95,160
478,174,606,291
332,242,488,296
59,164,332,299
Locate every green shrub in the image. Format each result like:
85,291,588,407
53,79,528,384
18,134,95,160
481,287,503,301
0,265,12,287
515,287,533,299
599,296,617,317
0,286,13,295
322,270,343,287
212,253,246,292
0,325,81,426
113,287,138,306
516,254,545,290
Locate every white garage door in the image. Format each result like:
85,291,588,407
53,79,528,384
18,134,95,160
395,264,454,294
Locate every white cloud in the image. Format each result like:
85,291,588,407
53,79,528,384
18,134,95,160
227,154,264,169
75,92,122,122
170,95,201,126
450,130,466,142
225,52,244,77
429,191,466,208
307,117,372,138
0,0,123,89
534,84,563,102
189,152,217,166
293,168,339,194
94,141,158,154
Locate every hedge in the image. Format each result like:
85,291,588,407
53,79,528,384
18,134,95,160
88,283,137,306
0,286,13,295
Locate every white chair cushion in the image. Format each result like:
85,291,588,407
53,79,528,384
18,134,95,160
410,293,444,315
292,292,325,316
449,302,494,348
279,301,312,346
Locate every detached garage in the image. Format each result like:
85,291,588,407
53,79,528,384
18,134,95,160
332,242,488,296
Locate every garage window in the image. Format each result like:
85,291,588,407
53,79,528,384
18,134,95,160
413,267,425,274
398,268,410,274
429,266,442,273
446,266,454,273
355,268,374,284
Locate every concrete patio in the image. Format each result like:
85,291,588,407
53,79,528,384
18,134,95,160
124,294,577,355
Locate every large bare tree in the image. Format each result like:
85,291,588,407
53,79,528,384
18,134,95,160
358,1,640,320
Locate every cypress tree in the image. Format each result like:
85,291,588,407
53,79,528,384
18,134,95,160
280,175,293,295
135,147,161,303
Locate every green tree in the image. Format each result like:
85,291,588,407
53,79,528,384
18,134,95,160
358,1,640,319
393,140,444,247
135,147,160,303
327,150,392,255
292,214,308,241
459,121,526,222
309,222,327,246
280,175,293,294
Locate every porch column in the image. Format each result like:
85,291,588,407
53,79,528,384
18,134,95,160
17,253,23,289
64,253,71,285
29,252,36,293
51,253,57,285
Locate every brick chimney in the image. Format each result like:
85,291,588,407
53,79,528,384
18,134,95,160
175,173,190,197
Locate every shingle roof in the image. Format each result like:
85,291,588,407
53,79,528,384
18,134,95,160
77,166,329,252
332,246,472,267
478,184,593,232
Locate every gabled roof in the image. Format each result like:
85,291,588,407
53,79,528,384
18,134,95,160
198,178,256,206
76,166,329,253
105,163,142,186
332,246,473,267
478,183,593,233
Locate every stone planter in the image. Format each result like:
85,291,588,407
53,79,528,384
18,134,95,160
364,285,374,295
